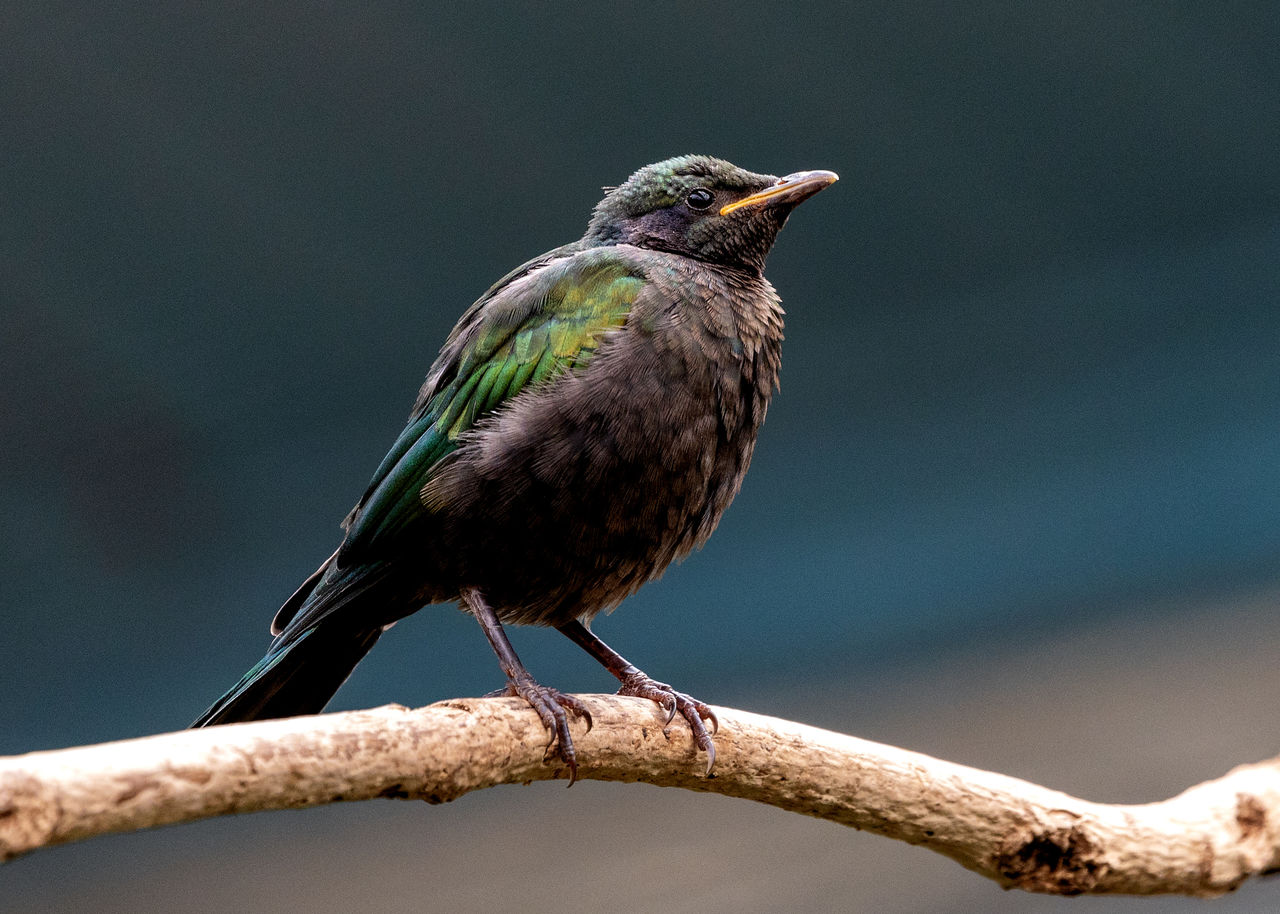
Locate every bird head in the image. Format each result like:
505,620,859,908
585,155,838,273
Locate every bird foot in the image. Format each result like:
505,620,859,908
616,672,719,774
490,676,593,785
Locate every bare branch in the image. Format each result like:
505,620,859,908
2,696,1278,896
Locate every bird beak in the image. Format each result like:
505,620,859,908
719,170,839,216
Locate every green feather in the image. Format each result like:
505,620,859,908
344,253,642,551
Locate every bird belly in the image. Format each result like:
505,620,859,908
417,327,767,627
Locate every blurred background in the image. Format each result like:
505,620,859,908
4,2,1280,911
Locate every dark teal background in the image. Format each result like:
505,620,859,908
4,3,1279,911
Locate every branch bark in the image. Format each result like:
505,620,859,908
2,696,1278,896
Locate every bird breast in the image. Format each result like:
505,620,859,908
423,255,784,627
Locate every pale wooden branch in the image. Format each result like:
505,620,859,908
2,696,1278,896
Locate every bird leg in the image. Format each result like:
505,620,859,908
556,619,719,774
461,587,592,785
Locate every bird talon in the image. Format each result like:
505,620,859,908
613,673,717,773
500,674,589,785
548,740,579,786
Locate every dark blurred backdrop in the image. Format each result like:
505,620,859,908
4,3,1279,911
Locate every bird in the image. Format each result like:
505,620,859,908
192,155,837,782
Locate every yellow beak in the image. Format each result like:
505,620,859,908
719,170,839,216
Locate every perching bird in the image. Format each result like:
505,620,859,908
193,155,837,781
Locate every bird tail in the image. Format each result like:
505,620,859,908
191,623,383,727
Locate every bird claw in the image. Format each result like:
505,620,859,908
658,694,678,726
495,677,593,785
616,673,718,774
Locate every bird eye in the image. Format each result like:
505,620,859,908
686,188,715,210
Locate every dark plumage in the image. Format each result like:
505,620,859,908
193,155,837,780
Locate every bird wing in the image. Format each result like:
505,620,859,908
341,249,645,555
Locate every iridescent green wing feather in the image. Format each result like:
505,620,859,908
343,252,644,553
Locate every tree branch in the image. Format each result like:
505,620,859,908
2,696,1278,895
